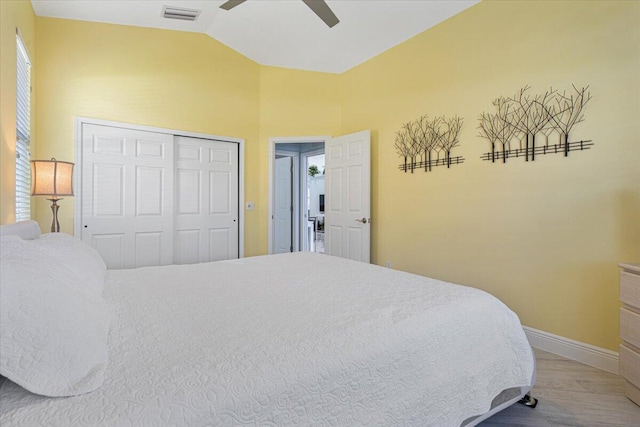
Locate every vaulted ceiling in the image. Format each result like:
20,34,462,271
31,0,479,73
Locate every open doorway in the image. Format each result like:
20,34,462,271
305,153,325,254
269,131,371,261
270,138,326,254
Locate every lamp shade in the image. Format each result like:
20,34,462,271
30,158,74,197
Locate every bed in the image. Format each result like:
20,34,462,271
0,221,536,426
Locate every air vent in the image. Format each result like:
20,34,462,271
162,6,201,21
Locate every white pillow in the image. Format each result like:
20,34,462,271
0,220,41,240
36,233,107,295
0,237,112,397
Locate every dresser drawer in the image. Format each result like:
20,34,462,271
621,271,640,309
620,344,640,389
621,308,640,348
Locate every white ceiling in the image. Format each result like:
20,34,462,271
31,0,479,74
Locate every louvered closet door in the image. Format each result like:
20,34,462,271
80,124,174,269
174,136,239,264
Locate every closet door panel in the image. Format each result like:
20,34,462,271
92,163,125,217
176,169,201,215
175,229,200,265
136,166,164,216
209,228,230,261
209,171,230,214
81,124,174,269
174,136,239,264
92,234,125,270
135,231,163,267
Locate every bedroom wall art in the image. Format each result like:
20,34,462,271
478,85,592,163
394,115,464,173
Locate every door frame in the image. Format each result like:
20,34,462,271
74,116,246,258
268,135,329,255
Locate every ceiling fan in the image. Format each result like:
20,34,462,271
219,0,340,28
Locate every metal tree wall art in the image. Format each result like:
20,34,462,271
394,115,464,173
478,85,593,163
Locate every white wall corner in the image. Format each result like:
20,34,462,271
524,326,619,375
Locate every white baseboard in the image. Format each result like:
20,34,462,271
523,326,619,374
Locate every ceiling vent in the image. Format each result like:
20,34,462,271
162,6,201,21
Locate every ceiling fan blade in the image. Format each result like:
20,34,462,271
302,0,339,28
220,0,247,11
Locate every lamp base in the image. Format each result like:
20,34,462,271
45,198,63,232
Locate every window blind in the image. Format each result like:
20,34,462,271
15,33,31,222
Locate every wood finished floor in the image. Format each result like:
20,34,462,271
479,348,640,426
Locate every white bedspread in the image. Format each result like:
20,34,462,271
0,253,535,426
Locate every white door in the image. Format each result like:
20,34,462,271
274,156,293,253
80,124,174,269
174,136,239,264
324,130,371,263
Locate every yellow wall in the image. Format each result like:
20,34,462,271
258,66,342,250
0,0,36,224
340,0,640,351
32,17,262,255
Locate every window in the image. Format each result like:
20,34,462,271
15,32,31,222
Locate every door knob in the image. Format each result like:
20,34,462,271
355,218,367,224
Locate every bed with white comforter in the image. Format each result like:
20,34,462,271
0,223,535,426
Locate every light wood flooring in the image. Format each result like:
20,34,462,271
480,348,640,426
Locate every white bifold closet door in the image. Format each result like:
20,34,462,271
174,136,239,265
80,124,238,269
81,124,174,269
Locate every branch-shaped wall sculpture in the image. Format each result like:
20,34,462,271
478,85,592,163
395,115,464,173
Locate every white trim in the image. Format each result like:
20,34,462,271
74,116,244,144
268,136,329,254
523,326,619,374
238,139,245,259
74,116,245,258
73,118,83,236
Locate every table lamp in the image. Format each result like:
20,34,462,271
30,158,74,232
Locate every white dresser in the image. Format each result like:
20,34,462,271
619,263,640,406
